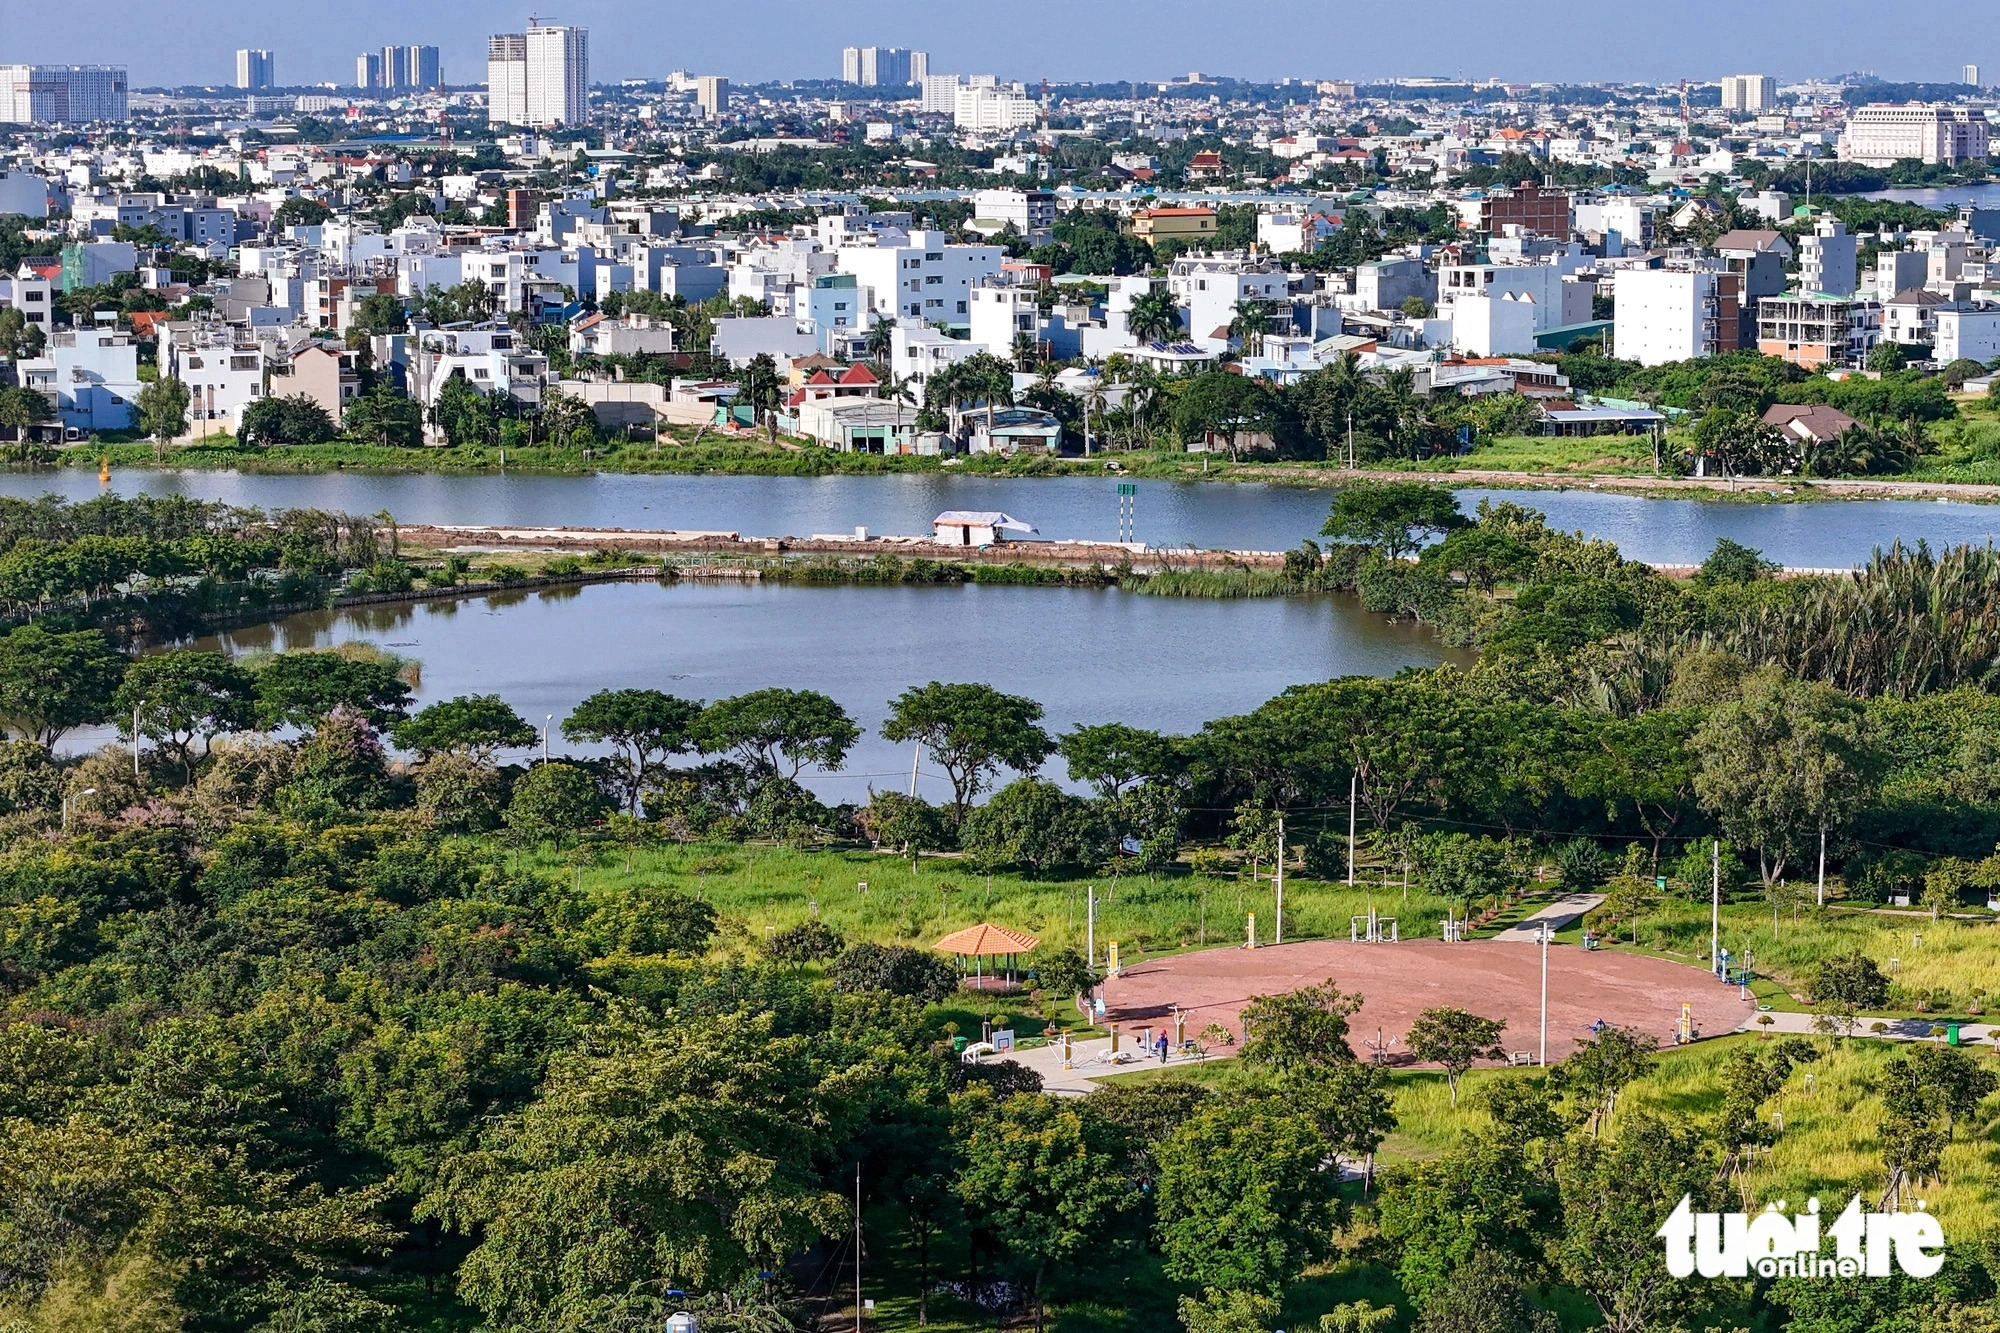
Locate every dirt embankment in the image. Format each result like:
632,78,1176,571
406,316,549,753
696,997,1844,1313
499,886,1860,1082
392,524,1289,571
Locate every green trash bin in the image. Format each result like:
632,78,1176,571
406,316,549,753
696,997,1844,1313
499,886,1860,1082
952,1036,968,1054
1947,1024,1961,1047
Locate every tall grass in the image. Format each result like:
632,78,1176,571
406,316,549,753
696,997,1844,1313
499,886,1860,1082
548,842,1454,958
1128,568,1292,599
1614,894,2000,1005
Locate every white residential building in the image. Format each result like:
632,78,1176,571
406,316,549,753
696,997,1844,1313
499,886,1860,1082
1933,307,2000,363
968,285,1041,358
1167,255,1290,348
487,36,527,125
1800,217,1858,297
972,189,1054,240
0,66,129,124
18,329,141,430
833,230,1003,325
0,171,53,218
1839,104,1990,166
1610,267,1740,366
890,322,980,395
1720,74,1776,113
955,85,1037,131
160,324,267,437
236,50,274,91
920,74,961,115
1451,291,1542,356
1438,259,1590,333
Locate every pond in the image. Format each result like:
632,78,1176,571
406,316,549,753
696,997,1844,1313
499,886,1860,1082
1,468,1993,568
182,578,1459,798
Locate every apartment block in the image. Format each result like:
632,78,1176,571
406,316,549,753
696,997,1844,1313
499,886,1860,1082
490,24,587,127
1610,267,1741,366
236,50,274,91
0,65,129,124
1720,74,1776,113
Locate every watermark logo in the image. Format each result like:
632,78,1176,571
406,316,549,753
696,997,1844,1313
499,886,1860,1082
1657,1195,1944,1280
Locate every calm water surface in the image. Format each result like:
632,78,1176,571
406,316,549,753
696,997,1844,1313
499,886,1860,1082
1,468,1994,567
187,579,1456,797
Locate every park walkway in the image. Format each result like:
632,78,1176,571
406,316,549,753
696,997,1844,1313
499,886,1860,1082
989,1031,1237,1097
1489,893,1606,942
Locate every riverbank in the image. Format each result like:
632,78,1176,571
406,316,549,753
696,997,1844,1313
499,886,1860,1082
51,436,2000,503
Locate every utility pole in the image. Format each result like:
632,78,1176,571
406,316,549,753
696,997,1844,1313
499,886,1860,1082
1086,884,1096,971
1274,813,1285,945
907,743,921,798
1346,770,1357,886
1538,921,1550,1066
854,1162,863,1333
542,715,552,763
131,702,142,777
1711,838,1721,976
1817,829,1826,908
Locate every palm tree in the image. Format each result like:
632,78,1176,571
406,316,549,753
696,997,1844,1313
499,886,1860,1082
1228,299,1274,358
865,315,896,362
1126,288,1182,345
1080,366,1108,458
1011,330,1040,372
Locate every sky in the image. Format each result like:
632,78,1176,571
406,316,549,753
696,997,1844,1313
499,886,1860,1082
1,0,1989,91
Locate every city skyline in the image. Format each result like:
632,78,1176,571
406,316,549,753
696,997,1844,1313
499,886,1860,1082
6,0,1996,90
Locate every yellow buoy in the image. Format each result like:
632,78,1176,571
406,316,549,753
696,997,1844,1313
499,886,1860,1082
98,456,110,483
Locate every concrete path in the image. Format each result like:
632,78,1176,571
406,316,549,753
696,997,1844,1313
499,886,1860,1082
1737,1009,1993,1043
1489,894,1606,942
985,1032,1238,1097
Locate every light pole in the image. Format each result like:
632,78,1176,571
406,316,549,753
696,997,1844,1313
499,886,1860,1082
542,714,552,763
1274,813,1285,945
1711,838,1721,978
62,787,96,832
131,701,143,778
1346,769,1357,887
1538,920,1550,1067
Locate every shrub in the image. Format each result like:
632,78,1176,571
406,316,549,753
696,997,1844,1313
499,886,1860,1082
1808,951,1890,1008
831,941,960,1003
765,919,845,965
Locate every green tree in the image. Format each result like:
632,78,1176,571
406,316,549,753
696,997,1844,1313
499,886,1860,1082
1418,525,1533,593
1404,1008,1508,1106
1126,287,1183,344
854,790,951,867
562,688,701,813
697,688,861,779
1546,1024,1658,1136
114,649,258,783
881,681,1055,824
251,650,412,731
1552,1115,1726,1333
1377,1141,1547,1311
1032,946,1100,1004
391,694,535,759
431,373,501,447
1809,951,1890,1007
1178,1287,1278,1333
959,776,1104,878
1156,1101,1342,1295
1059,723,1180,800
423,1009,846,1328
1173,369,1276,461
0,626,127,745
1321,481,1468,558
1237,979,1361,1077
1692,668,1871,886
954,1093,1136,1333
1411,1250,1558,1333
504,761,604,846
135,376,190,441
342,386,424,448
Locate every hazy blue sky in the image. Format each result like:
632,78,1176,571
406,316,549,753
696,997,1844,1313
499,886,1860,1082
6,1,1989,90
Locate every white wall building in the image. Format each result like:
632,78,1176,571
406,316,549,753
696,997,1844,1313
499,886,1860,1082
236,50,274,91
1611,267,1737,366
0,171,53,218
486,35,527,125
1800,217,1858,297
1450,291,1541,356
18,328,141,430
0,65,129,124
1839,104,1990,166
920,74,961,115
160,324,266,438
833,230,1003,325
1933,307,2000,363
1720,74,1776,113
955,85,1037,131
972,189,1054,239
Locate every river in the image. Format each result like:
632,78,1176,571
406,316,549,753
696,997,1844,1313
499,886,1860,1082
187,578,1456,798
1,468,1995,567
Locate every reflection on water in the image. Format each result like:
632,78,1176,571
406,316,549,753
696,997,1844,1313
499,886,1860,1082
0,468,1993,568
186,579,1460,799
